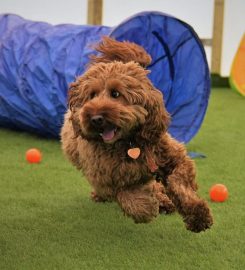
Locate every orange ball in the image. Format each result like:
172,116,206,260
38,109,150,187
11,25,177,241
26,148,42,163
209,184,228,202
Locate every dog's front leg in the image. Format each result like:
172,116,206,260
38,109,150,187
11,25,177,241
165,157,213,232
116,181,160,223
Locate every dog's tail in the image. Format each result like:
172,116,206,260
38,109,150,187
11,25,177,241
90,36,152,68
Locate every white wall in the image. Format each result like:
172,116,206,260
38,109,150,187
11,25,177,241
0,0,244,76
104,0,213,37
222,0,245,76
0,0,88,25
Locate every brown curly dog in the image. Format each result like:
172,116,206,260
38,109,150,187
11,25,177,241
61,37,213,232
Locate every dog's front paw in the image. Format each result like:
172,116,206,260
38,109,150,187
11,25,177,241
117,188,159,224
184,201,213,233
132,196,159,224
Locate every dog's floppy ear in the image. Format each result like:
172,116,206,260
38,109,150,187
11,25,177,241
139,84,170,144
68,80,82,111
91,36,152,67
67,76,90,110
67,79,85,138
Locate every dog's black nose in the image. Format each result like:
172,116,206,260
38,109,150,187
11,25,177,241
91,115,104,127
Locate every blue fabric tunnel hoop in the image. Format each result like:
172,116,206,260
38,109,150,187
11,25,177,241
0,12,210,143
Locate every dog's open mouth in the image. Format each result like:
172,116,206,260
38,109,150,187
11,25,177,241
99,126,120,142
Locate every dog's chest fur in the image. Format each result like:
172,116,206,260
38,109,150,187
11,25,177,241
77,139,152,190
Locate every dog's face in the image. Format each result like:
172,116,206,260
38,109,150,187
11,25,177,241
68,38,170,145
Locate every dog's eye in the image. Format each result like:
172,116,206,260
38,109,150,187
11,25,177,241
90,92,97,99
111,89,120,98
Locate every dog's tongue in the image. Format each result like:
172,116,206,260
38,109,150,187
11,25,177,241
102,128,115,141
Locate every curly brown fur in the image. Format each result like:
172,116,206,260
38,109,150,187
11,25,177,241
61,37,213,232
90,36,152,68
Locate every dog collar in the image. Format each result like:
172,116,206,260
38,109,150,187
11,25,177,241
127,147,141,159
145,145,159,173
127,141,158,173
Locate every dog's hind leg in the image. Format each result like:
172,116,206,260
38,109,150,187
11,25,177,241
90,191,108,202
152,181,175,214
89,186,114,203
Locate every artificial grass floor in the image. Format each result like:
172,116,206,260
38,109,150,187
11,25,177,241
0,88,245,270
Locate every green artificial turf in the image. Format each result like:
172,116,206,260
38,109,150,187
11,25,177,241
0,88,245,270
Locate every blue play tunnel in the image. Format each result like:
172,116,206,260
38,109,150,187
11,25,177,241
0,12,210,143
